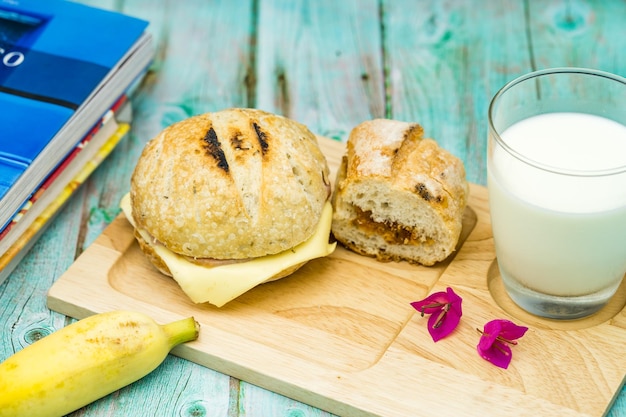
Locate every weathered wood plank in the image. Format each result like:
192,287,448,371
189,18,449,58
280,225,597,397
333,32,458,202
526,0,626,75
384,0,530,185
255,0,385,141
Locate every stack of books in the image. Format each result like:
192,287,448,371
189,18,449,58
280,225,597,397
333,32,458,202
0,0,154,283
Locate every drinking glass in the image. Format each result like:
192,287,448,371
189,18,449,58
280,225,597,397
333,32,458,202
487,68,626,319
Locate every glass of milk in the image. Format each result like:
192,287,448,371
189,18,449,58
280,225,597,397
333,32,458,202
488,68,626,319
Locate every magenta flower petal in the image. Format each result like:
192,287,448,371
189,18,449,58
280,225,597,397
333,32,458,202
477,319,528,369
444,287,463,316
410,287,463,342
410,291,450,315
494,319,528,340
427,305,462,342
478,339,513,369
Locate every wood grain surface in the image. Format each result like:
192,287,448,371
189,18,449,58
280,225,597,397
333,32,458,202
2,1,626,416
48,136,626,417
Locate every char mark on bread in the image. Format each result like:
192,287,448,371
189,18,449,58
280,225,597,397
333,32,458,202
415,183,443,203
252,122,269,155
202,126,230,172
403,123,423,143
230,131,252,151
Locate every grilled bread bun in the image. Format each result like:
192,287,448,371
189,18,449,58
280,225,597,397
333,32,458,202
122,108,336,306
331,119,469,266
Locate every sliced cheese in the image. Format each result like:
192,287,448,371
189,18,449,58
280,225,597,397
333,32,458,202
120,194,336,307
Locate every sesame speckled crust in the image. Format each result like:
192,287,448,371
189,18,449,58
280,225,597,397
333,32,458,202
130,108,331,259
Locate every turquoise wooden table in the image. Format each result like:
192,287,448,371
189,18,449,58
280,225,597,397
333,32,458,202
2,0,626,416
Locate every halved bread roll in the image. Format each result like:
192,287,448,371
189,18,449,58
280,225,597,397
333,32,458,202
331,119,469,266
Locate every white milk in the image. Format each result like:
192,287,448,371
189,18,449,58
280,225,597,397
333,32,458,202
488,113,626,296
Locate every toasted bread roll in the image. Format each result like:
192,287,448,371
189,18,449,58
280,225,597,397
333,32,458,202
130,108,331,261
124,109,337,307
331,119,469,265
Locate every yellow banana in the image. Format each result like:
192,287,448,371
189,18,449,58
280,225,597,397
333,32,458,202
0,310,199,417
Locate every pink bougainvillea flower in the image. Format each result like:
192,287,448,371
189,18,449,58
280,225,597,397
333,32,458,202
410,287,462,342
477,319,528,369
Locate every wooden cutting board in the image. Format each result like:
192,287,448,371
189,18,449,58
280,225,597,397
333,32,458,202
48,136,626,417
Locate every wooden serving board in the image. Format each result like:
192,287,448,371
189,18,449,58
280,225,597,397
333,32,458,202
48,137,626,417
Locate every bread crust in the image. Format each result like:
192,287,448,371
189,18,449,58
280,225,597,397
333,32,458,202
131,108,331,259
331,119,469,265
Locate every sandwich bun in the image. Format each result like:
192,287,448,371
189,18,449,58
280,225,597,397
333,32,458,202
122,108,336,306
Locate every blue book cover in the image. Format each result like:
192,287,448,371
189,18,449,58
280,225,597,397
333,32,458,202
0,0,150,227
